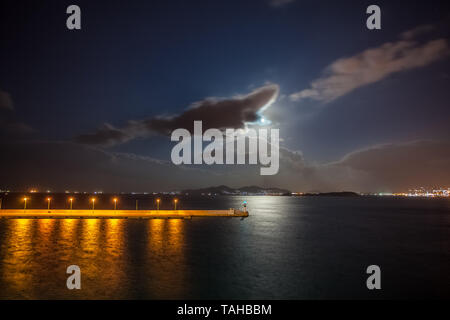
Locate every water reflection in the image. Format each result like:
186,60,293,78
148,218,164,251
145,219,187,299
0,219,34,298
80,219,101,258
100,219,128,296
59,218,78,242
1,196,448,299
105,219,125,257
0,218,188,299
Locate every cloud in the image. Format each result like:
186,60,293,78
333,140,450,191
1,139,449,193
0,141,285,192
0,141,228,192
1,122,35,136
75,123,133,147
0,90,35,138
400,24,435,40
290,27,450,103
0,90,14,110
268,0,296,7
258,140,450,193
75,84,280,147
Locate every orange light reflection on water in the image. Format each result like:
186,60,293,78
0,219,34,298
145,218,187,298
0,217,188,299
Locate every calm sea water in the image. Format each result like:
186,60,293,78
0,196,449,299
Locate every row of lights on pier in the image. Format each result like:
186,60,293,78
21,197,179,210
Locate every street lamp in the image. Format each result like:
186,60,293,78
69,197,74,210
174,198,178,210
91,198,96,211
23,197,28,210
156,198,160,210
113,198,118,210
47,197,51,211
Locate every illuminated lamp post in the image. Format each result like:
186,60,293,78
91,198,96,212
69,198,74,210
113,198,118,210
156,198,160,210
174,198,178,210
47,197,51,211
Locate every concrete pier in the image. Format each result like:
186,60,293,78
0,209,249,219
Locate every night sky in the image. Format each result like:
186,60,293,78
1,0,449,192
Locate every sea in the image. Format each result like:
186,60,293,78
0,195,449,299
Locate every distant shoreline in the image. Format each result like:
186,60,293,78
295,192,360,197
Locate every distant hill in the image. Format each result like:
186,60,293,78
182,185,291,196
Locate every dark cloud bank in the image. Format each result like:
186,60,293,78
76,84,279,147
0,89,34,137
1,140,449,193
0,90,14,110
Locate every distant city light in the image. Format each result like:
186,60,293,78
376,187,450,198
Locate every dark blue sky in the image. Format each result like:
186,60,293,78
1,0,449,192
